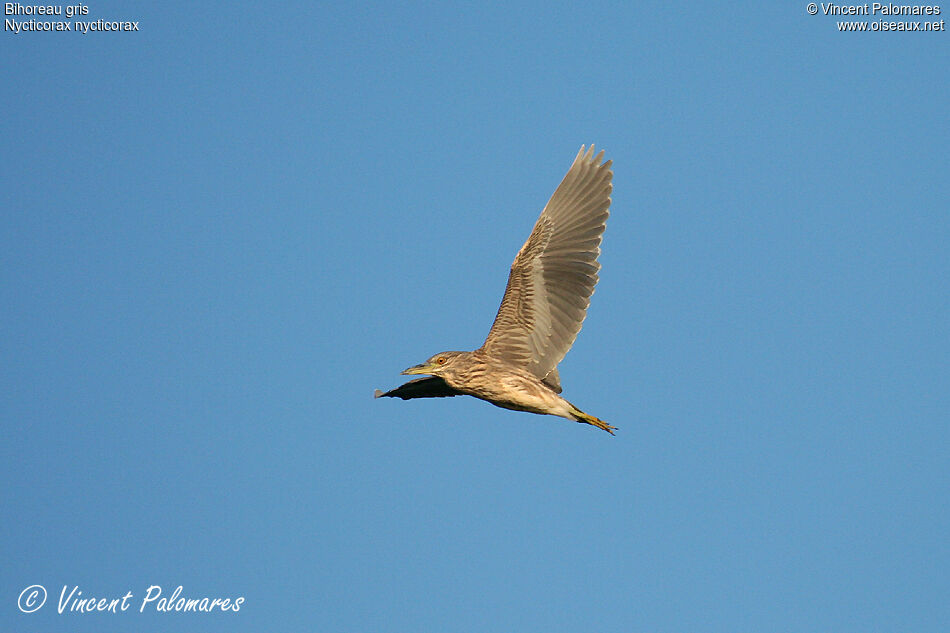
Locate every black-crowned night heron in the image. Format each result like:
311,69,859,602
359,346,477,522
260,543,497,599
376,145,615,434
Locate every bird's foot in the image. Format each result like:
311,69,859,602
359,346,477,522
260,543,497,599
588,415,617,435
570,406,617,435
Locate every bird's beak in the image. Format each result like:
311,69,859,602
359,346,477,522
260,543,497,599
401,363,435,376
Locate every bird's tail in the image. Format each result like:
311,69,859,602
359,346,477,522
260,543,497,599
567,403,617,435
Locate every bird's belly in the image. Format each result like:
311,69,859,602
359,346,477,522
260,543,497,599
461,373,570,417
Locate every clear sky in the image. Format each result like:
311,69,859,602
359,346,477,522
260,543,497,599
2,2,948,631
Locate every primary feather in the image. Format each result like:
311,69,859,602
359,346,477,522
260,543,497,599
480,145,612,384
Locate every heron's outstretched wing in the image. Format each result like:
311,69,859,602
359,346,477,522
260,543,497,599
375,376,461,400
480,145,611,383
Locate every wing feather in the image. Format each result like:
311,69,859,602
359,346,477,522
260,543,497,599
375,376,461,400
480,145,612,381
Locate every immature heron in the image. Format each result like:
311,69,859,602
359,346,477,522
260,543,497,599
376,145,615,434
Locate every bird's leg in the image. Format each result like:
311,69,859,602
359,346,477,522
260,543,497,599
567,403,617,435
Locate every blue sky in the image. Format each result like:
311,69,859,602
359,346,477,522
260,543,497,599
2,1,947,631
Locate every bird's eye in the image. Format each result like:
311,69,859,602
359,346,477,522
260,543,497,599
437,357,446,365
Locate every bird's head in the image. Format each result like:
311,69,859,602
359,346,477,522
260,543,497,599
402,351,467,378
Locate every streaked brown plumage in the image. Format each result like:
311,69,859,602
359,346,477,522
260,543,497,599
376,145,615,434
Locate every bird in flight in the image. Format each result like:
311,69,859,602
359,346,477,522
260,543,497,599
376,145,615,434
